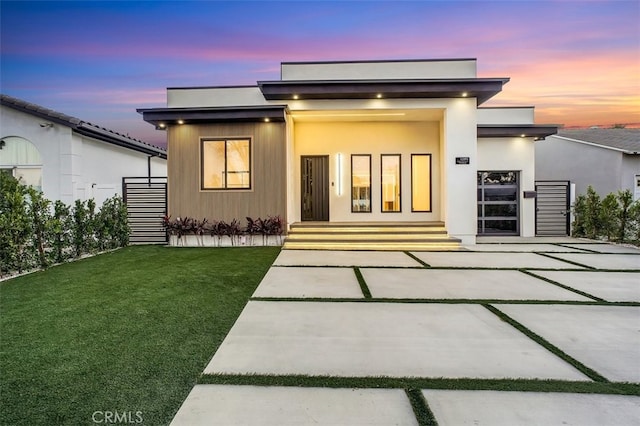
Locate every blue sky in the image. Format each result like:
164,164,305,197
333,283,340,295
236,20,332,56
1,0,638,147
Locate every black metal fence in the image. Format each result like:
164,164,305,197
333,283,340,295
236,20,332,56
122,177,168,244
535,180,570,236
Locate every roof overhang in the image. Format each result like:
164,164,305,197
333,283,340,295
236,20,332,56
258,78,509,104
137,105,288,129
477,124,558,140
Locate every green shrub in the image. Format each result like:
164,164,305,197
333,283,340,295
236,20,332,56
616,190,634,243
599,193,619,241
572,186,640,245
0,177,130,277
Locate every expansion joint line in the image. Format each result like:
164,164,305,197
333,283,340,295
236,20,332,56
483,304,609,383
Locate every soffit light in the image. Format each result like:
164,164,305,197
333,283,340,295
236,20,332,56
177,119,184,125
264,118,270,122
376,93,383,98
158,123,166,128
293,94,299,100
461,92,468,97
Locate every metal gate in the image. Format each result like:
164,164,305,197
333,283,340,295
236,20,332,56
122,177,168,244
535,180,570,236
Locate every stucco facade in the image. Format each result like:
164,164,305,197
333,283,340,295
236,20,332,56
536,130,640,199
1,95,167,206
140,59,556,244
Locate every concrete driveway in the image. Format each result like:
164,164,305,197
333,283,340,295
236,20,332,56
172,240,640,425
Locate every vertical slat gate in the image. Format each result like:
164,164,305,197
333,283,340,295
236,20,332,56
123,177,168,244
535,180,570,236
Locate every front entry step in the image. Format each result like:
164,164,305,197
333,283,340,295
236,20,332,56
283,222,462,251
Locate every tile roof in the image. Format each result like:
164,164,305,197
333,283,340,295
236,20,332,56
1,94,166,159
556,129,640,154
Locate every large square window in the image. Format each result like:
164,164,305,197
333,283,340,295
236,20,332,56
201,139,251,190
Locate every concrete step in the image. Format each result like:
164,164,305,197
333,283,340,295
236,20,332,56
284,221,461,251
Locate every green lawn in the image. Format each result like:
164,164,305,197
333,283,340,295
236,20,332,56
0,245,280,425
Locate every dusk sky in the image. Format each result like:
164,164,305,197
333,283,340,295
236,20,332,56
1,0,639,148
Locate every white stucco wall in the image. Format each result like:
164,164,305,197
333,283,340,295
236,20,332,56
293,120,441,223
281,59,478,80
477,107,535,125
1,105,70,201
478,137,537,237
441,98,478,244
1,105,167,206
73,134,167,206
168,86,268,108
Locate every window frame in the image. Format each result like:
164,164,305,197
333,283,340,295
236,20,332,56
410,153,432,213
380,154,402,213
200,137,252,191
351,154,372,213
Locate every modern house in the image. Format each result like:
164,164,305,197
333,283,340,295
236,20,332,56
536,129,640,200
138,59,557,248
1,94,167,206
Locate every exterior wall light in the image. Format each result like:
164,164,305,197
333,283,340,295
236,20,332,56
336,153,343,196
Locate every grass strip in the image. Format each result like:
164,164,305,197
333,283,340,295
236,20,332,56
250,296,639,307
406,388,439,426
353,267,372,298
534,252,596,269
404,251,431,267
198,374,640,396
520,270,606,302
553,243,600,253
483,304,610,383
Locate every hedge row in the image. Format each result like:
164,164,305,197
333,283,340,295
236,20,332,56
0,173,129,277
572,187,640,244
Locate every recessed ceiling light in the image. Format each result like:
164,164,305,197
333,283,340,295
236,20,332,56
376,93,383,98
264,118,270,122
158,123,166,128
520,134,526,138
462,92,468,97
177,119,184,125
293,94,299,100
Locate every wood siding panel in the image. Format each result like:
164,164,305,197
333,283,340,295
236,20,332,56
167,122,287,223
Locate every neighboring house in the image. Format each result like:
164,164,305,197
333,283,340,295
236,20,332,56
138,58,557,245
536,129,640,200
1,94,167,206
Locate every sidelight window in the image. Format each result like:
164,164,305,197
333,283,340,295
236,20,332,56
351,154,371,212
381,154,401,212
411,154,432,212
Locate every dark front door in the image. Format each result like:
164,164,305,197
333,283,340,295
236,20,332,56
301,155,329,221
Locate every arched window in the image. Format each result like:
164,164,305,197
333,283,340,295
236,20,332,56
0,136,43,191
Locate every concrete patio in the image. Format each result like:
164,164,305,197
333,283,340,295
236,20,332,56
171,240,640,425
